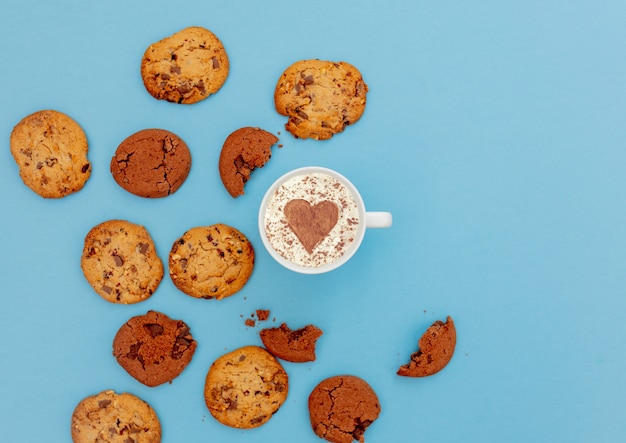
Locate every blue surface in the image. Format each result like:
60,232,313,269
1,1,626,442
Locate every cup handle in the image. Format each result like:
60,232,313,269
365,211,393,228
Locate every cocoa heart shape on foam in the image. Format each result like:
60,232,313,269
283,199,339,254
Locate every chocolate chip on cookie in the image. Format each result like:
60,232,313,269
81,220,163,304
204,346,288,429
141,26,229,104
71,390,161,443
169,224,254,300
218,127,278,198
10,110,91,198
274,60,368,140
397,316,456,377
110,128,191,198
113,310,197,387
308,375,381,443
260,323,323,363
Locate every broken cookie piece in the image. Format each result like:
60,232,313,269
218,127,278,197
260,323,322,362
308,375,380,443
397,316,456,377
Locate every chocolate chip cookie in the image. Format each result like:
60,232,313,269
10,109,91,198
397,316,456,377
260,323,323,362
81,219,163,304
113,310,197,387
169,224,254,299
110,128,191,198
218,127,278,198
204,346,288,428
141,26,229,104
308,375,381,443
274,60,368,140
71,390,161,443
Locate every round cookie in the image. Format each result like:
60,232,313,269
204,346,288,429
113,310,197,387
397,316,456,377
260,323,323,363
110,128,191,198
141,26,229,104
218,127,279,198
308,375,381,443
169,224,254,299
10,110,91,198
274,59,368,140
71,390,161,443
81,219,163,304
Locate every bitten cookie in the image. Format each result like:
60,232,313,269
397,316,456,377
110,128,191,198
71,390,161,443
260,323,323,363
218,127,278,198
274,60,368,140
308,375,381,443
204,346,288,429
169,224,254,299
141,26,229,104
81,219,163,304
10,110,91,198
113,310,197,387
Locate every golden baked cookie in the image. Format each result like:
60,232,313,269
71,390,161,443
218,127,278,198
308,375,381,443
397,316,456,377
113,310,197,387
81,220,164,304
204,346,288,429
141,26,229,104
10,110,91,198
169,224,254,299
274,59,368,140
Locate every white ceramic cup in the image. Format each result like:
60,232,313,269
258,166,392,274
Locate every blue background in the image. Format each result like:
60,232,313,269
1,1,625,442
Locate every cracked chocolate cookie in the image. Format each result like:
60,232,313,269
113,310,196,387
169,224,254,300
274,60,368,140
81,219,163,304
204,346,288,429
110,128,191,198
260,323,323,363
10,109,91,198
141,26,229,104
308,375,381,443
397,316,456,377
218,127,278,198
71,390,161,443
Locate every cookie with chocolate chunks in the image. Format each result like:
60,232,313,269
113,310,196,387
397,316,456,377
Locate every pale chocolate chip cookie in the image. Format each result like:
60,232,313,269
204,346,288,429
169,224,254,300
397,316,456,377
10,109,91,198
81,219,163,304
274,59,368,140
308,375,381,443
113,310,197,387
141,26,229,104
71,390,161,443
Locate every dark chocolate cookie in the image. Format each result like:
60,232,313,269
218,127,278,197
110,128,191,198
260,323,323,362
308,375,381,443
113,310,196,387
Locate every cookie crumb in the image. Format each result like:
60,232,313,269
245,318,256,327
256,309,270,321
